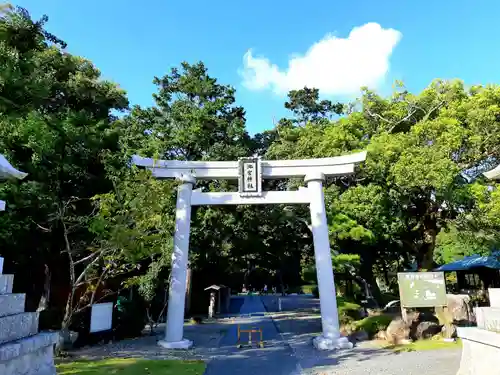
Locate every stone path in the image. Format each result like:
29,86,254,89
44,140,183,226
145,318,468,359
203,295,301,375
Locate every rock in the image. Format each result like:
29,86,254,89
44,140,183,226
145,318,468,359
385,317,412,344
58,330,79,350
412,321,441,340
417,311,439,324
375,330,386,340
383,300,401,314
349,330,369,342
366,308,381,316
441,323,457,339
446,294,475,324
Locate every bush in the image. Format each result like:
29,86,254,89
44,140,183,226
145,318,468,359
354,314,393,338
113,296,147,340
337,297,362,321
301,285,316,294
312,286,319,298
38,308,64,331
380,292,400,306
286,286,303,294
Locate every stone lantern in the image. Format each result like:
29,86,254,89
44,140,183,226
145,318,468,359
0,154,28,211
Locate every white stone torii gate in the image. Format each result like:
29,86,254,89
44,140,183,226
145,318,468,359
132,151,367,351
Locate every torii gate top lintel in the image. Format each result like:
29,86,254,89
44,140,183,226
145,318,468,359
131,151,367,180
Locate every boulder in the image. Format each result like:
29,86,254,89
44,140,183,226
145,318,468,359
349,329,369,343
385,317,412,344
446,294,475,324
412,321,441,340
441,323,457,339
384,311,439,344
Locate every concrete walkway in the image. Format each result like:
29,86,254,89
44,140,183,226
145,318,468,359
203,295,301,375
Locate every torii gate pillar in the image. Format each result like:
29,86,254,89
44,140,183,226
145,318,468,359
306,172,349,349
159,174,196,348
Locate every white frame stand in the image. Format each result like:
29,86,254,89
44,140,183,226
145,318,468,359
132,152,367,350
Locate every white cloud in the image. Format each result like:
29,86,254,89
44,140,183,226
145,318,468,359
240,23,402,96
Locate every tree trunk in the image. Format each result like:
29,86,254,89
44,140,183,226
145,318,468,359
61,292,73,332
382,262,390,287
359,251,382,307
417,228,437,270
417,246,435,270
55,293,74,353
36,264,51,312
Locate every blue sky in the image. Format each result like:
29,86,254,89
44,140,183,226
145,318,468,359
16,0,500,134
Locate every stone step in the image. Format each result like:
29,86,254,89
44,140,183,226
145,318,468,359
0,312,39,345
0,293,26,317
475,306,500,331
0,332,58,375
0,331,58,363
0,274,14,294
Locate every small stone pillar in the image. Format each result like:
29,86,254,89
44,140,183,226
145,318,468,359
208,292,216,318
205,285,224,318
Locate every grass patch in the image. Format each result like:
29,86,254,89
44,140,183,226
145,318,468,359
337,297,361,312
301,285,316,294
381,338,462,353
354,314,393,337
56,358,206,375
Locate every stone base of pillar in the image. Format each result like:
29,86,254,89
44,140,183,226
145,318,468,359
158,339,193,350
313,335,353,350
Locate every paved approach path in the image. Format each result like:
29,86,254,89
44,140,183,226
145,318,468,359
203,295,301,375
204,295,460,375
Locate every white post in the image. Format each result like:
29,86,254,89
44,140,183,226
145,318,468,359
158,174,195,349
305,172,353,350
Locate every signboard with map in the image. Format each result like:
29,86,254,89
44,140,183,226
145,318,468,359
397,272,447,308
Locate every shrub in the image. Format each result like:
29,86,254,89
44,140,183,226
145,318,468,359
312,286,319,298
38,308,64,331
301,285,316,294
337,297,362,320
113,296,147,340
354,314,393,338
287,286,303,294
380,292,400,306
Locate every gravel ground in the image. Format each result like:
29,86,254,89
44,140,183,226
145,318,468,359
67,321,230,361
262,295,461,375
